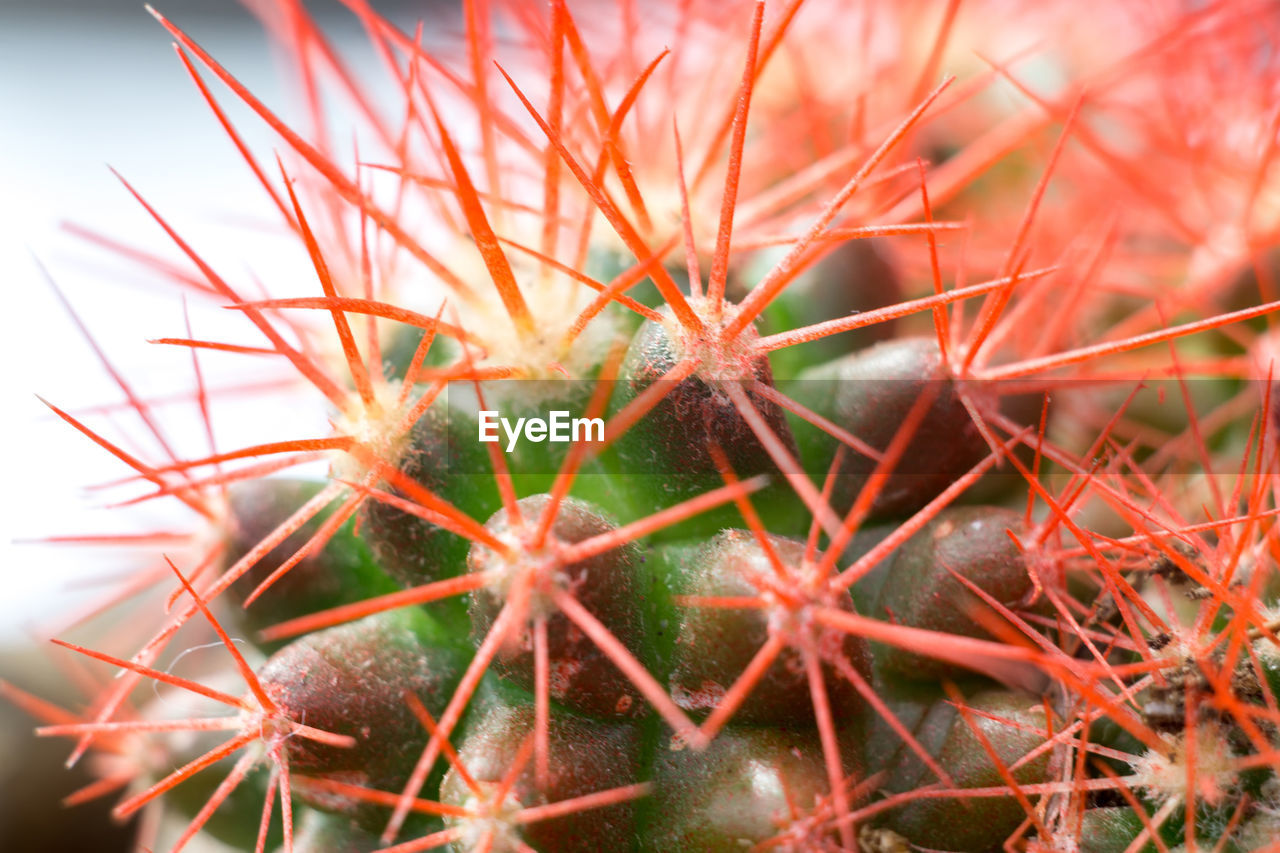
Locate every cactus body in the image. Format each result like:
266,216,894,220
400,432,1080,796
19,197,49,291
15,2,1280,852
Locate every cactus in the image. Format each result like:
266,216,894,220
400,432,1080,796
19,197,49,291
13,1,1280,852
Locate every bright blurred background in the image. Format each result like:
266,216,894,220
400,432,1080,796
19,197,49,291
0,1,451,848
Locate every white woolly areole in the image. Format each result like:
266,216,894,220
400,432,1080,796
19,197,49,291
1129,722,1238,807
667,296,763,384
329,379,419,483
452,242,627,383
1252,604,1280,664
456,785,526,851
